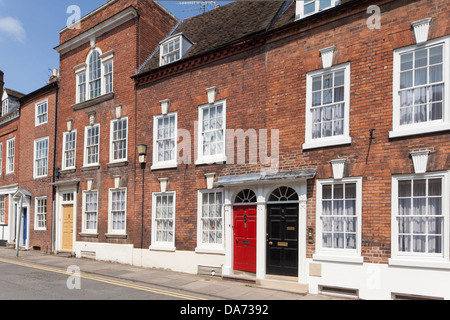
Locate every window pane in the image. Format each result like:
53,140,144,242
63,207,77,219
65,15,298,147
319,0,332,10
401,52,413,71
429,46,443,64
414,49,428,68
304,2,315,15
398,180,411,197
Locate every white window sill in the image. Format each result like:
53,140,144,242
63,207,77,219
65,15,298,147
151,162,177,171
34,175,48,180
35,121,48,127
107,160,129,168
389,123,450,138
195,247,225,255
195,155,227,166
302,136,351,150
105,233,127,239
313,253,364,264
388,257,450,270
149,245,176,252
80,232,99,238
81,164,100,171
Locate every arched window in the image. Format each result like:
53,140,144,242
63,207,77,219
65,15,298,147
88,50,102,99
234,189,257,204
75,48,114,103
268,187,299,202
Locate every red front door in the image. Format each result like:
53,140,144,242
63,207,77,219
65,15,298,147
233,206,257,273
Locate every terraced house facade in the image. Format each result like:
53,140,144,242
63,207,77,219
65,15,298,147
1,0,449,299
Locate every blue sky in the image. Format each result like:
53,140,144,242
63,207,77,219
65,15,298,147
0,0,231,94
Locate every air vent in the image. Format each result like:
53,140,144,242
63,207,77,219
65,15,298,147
80,251,96,259
392,293,443,300
319,285,359,299
197,265,222,277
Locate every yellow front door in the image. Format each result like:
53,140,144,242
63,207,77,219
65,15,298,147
61,204,73,252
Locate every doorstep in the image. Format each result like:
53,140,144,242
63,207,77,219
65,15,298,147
222,270,257,284
257,275,308,295
223,272,308,295
56,251,74,258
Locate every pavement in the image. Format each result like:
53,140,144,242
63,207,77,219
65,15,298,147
0,247,343,300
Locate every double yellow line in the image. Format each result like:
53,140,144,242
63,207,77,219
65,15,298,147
0,257,207,300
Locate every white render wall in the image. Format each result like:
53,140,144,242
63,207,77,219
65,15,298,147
74,242,225,275
74,241,450,299
307,259,450,300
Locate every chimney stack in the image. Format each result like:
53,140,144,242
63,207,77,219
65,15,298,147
48,68,60,84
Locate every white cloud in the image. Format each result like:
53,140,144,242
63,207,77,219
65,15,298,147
0,16,26,43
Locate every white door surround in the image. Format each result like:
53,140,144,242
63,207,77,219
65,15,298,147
217,170,314,284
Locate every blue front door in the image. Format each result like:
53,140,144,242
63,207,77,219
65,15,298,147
22,208,27,245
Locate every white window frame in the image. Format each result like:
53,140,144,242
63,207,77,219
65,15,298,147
151,191,176,251
62,130,77,170
104,59,114,94
109,117,128,164
160,36,182,66
314,177,363,264
84,124,100,167
196,99,227,165
1,99,8,116
34,197,47,231
303,63,351,150
152,112,177,170
82,190,98,234
390,36,450,138
108,188,127,235
295,0,340,20
6,137,14,174
196,189,224,253
34,137,49,179
76,71,87,104
75,48,114,104
35,99,48,126
390,171,450,269
0,195,5,225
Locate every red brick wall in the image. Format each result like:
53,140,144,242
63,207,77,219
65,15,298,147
135,0,450,262
55,1,177,249
0,118,19,226
18,86,58,253
135,46,269,250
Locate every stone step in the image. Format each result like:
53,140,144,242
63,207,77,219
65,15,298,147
257,277,308,295
56,251,74,258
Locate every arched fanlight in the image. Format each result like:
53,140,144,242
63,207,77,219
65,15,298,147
268,187,299,202
234,189,257,204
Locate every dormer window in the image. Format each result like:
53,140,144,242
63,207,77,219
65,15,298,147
159,34,193,67
296,0,340,20
1,90,22,117
1,99,8,116
161,37,181,65
75,47,114,104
